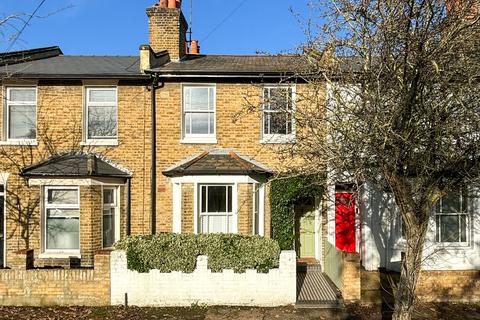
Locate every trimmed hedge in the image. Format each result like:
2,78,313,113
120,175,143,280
115,233,281,273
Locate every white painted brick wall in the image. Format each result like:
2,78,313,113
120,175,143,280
110,250,296,307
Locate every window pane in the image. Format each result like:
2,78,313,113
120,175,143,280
227,186,232,212
201,186,207,213
103,189,115,205
89,89,116,103
184,113,191,135
189,87,210,111
209,113,215,134
200,215,232,234
47,189,78,205
207,186,227,213
9,105,36,139
47,208,80,218
269,112,288,135
9,88,36,102
442,194,461,213
46,218,79,250
460,215,467,242
440,215,460,242
103,211,115,247
190,112,210,134
88,105,117,138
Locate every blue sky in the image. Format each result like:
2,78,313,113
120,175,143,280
0,0,310,56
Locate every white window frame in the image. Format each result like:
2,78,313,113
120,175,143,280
84,86,118,146
261,84,296,144
252,183,265,236
198,184,235,234
4,86,37,145
42,186,81,255
434,192,471,247
181,84,217,144
101,186,120,248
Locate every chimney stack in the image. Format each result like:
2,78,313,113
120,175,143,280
146,0,188,61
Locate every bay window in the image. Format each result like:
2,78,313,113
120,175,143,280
199,185,233,233
44,187,80,251
5,87,37,142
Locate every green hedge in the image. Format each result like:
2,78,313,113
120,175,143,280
115,233,281,274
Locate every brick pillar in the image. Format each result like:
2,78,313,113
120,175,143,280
181,183,194,233
342,252,362,301
9,249,34,270
81,185,102,267
237,183,253,234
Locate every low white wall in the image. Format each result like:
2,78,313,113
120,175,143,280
110,250,297,307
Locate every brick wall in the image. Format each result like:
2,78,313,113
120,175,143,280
110,250,297,307
237,183,253,235
417,270,480,302
181,183,194,233
0,250,110,306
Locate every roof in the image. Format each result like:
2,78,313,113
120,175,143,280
150,54,310,77
163,150,273,177
0,47,147,79
21,152,132,178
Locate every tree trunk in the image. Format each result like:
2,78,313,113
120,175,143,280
392,221,428,320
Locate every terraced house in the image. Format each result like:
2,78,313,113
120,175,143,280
0,0,478,307
0,1,307,270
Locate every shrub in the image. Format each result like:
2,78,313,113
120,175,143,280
115,233,281,273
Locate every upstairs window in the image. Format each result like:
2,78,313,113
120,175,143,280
182,85,216,143
262,86,295,143
5,87,37,142
86,87,118,142
435,192,470,245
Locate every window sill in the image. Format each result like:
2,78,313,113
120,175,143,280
260,135,296,144
38,252,81,259
435,242,471,250
81,140,118,147
180,137,217,144
0,140,38,146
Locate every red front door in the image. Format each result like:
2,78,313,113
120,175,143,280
335,192,356,252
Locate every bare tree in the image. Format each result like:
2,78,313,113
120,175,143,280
253,1,479,319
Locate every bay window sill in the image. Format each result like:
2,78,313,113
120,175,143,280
180,136,217,144
81,139,118,147
0,140,38,146
260,135,296,144
38,252,81,259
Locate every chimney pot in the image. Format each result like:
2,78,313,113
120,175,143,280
168,0,177,8
159,0,168,8
190,40,200,55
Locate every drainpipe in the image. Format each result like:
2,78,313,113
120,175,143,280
149,73,162,235
126,178,132,236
